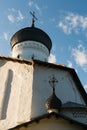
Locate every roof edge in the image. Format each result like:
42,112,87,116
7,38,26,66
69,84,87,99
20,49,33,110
9,112,87,130
0,56,33,65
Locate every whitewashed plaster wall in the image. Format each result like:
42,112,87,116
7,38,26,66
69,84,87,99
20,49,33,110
31,64,86,118
12,41,49,61
0,59,86,130
0,59,33,130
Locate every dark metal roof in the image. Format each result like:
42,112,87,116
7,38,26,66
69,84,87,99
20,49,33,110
10,27,52,52
62,101,87,108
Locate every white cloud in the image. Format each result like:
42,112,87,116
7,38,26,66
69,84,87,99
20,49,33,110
8,15,15,23
7,9,24,23
48,54,57,63
28,1,33,6
84,84,87,89
67,61,73,68
3,32,9,41
58,12,87,35
72,44,87,71
34,4,41,13
28,1,41,14
17,11,24,21
84,84,87,92
58,22,71,34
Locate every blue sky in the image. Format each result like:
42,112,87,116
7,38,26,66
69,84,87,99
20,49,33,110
0,0,87,91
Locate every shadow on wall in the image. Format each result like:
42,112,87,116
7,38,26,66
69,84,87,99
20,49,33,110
0,60,6,67
1,69,13,119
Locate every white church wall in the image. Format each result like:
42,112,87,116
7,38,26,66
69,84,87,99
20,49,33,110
31,64,86,118
0,59,86,129
12,41,49,61
0,59,33,130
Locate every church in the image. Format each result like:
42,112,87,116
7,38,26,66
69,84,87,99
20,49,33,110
0,12,87,130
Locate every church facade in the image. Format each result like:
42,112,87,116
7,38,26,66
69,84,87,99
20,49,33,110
0,14,87,130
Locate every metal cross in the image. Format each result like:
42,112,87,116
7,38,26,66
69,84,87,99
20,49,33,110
30,11,37,27
49,75,58,93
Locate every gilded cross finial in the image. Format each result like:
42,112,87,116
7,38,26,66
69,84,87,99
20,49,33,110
49,75,58,93
30,11,37,27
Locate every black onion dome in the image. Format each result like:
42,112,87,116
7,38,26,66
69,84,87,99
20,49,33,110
45,91,62,113
10,26,52,52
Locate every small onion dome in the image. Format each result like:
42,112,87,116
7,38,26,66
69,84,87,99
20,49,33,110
45,90,62,113
10,26,52,53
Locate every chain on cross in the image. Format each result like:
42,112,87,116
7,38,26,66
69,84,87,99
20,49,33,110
49,75,58,93
30,11,37,27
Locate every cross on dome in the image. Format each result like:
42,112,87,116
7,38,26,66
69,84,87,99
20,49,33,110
30,11,37,27
45,75,61,113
